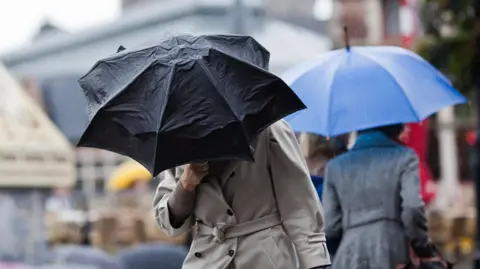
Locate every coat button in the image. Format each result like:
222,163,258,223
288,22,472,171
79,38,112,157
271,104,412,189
226,209,234,216
194,252,202,258
228,250,235,257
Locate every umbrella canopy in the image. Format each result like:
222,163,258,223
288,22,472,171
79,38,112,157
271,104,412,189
283,46,467,137
107,160,152,192
47,245,124,269
78,34,305,175
118,244,187,269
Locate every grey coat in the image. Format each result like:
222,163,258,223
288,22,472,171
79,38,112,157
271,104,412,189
323,131,434,269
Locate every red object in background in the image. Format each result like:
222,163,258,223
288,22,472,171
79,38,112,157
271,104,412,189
400,121,436,205
401,35,414,48
398,0,434,204
466,130,476,146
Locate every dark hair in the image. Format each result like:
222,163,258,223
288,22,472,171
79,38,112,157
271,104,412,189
359,124,405,139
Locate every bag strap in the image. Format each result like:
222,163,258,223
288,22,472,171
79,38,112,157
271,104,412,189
406,244,451,269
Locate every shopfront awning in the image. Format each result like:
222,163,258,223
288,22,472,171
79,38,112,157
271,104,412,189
0,63,76,187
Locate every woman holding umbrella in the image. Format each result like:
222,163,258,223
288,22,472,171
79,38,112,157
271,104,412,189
76,35,331,269
323,124,446,268
282,28,463,268
154,120,331,269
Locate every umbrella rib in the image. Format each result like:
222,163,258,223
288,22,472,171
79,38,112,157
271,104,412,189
282,52,332,85
284,50,342,136
356,51,421,121
325,52,347,137
197,60,254,145
158,62,177,130
197,60,240,121
151,63,177,174
81,49,158,121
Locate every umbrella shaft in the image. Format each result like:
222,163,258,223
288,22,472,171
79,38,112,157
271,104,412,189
232,0,246,34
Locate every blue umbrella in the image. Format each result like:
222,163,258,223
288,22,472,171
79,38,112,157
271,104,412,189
283,46,467,137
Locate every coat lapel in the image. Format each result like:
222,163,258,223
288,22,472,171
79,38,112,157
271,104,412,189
209,160,242,188
209,138,257,188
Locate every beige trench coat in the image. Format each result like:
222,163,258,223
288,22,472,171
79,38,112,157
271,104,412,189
154,120,330,269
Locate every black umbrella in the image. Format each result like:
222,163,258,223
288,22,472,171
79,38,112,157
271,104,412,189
78,34,305,175
118,243,187,269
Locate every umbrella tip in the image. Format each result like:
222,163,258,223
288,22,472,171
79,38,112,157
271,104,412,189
117,45,126,53
343,26,350,51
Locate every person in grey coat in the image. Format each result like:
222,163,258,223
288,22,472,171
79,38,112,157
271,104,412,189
323,124,439,269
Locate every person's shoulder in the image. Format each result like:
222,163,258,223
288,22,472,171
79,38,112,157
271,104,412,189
389,143,417,160
395,145,419,164
270,119,291,130
325,151,349,169
268,119,294,136
367,143,418,168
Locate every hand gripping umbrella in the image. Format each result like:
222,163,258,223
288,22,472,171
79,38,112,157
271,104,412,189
78,35,305,176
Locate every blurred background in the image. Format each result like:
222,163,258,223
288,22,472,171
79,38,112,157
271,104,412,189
0,0,477,268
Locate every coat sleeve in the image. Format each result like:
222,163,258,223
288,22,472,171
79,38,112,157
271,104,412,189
153,166,195,237
399,150,435,257
267,120,331,269
323,161,343,254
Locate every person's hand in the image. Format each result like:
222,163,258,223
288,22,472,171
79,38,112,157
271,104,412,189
180,162,209,191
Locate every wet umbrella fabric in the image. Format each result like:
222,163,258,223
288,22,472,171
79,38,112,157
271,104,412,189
283,46,467,137
78,35,305,176
47,246,124,269
118,244,187,269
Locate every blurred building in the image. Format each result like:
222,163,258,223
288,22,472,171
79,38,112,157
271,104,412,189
0,63,75,263
31,21,69,43
0,0,331,196
330,0,420,47
0,63,75,188
122,0,159,9
265,0,331,35
121,0,331,35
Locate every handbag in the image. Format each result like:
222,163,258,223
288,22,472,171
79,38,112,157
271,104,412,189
397,245,453,269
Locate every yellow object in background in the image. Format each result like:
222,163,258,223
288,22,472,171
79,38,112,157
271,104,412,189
107,160,152,191
459,237,473,255
444,237,474,257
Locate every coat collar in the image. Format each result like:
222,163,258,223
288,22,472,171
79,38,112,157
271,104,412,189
208,134,259,188
351,131,400,151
